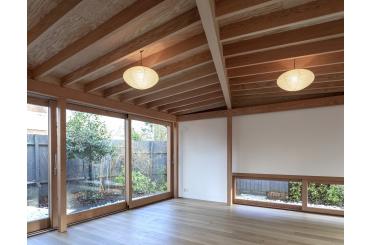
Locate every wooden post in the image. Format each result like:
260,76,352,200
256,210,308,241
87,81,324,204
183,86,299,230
302,179,308,211
227,113,233,205
56,98,67,232
49,101,59,228
167,126,172,193
125,119,132,207
172,122,179,198
34,135,41,206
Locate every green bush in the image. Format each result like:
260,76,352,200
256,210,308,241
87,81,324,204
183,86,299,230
114,170,167,196
308,183,344,207
288,181,302,202
287,182,344,208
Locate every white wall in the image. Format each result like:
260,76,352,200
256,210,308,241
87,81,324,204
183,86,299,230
232,105,344,177
179,118,227,202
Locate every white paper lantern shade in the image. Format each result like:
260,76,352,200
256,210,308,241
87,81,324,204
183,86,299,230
123,66,159,90
277,68,315,92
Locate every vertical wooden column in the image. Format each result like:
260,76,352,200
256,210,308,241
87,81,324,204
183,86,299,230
302,179,309,211
48,101,58,228
227,113,233,205
167,126,172,193
172,122,179,198
56,98,67,232
125,119,132,208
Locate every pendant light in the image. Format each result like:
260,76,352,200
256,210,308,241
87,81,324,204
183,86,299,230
123,50,159,90
277,59,315,91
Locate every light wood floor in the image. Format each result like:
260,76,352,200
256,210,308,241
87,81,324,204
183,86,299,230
28,198,344,245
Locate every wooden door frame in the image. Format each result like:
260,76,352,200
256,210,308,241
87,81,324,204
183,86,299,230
27,97,57,233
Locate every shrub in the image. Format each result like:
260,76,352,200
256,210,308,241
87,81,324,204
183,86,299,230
308,183,344,208
288,181,302,202
114,170,166,196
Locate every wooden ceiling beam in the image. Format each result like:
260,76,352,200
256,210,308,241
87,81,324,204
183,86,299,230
84,34,208,93
232,80,344,97
32,0,163,78
161,91,224,112
62,8,201,86
101,50,212,98
196,0,231,109
223,19,344,57
226,37,343,69
215,0,270,18
145,83,222,109
177,109,228,121
27,79,176,122
28,0,82,46
228,52,344,78
220,0,344,42
177,95,344,121
232,87,344,101
230,63,344,86
174,101,226,115
231,95,344,116
232,93,344,109
132,74,220,105
119,62,216,101
169,97,225,114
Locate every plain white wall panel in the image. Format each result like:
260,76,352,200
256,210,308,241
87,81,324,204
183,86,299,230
232,105,344,177
179,118,227,202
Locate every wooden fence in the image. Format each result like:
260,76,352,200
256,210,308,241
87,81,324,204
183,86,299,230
236,178,289,196
27,134,167,206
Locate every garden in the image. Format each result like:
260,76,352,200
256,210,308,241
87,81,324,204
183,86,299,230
236,180,344,210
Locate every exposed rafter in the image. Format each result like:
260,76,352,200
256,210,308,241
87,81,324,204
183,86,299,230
230,67,344,87
132,74,219,105
119,62,216,101
163,91,224,112
196,0,232,108
223,19,344,57
147,83,222,109
215,0,271,18
220,0,344,42
28,0,82,46
232,80,344,97
227,52,344,78
84,34,207,93
226,37,343,69
62,8,201,86
32,0,164,78
102,50,212,98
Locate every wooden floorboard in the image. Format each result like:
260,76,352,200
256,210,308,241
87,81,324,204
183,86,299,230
28,198,344,245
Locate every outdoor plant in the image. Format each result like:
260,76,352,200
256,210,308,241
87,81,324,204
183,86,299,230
288,181,302,203
115,170,167,196
308,183,344,208
66,111,117,191
287,182,344,208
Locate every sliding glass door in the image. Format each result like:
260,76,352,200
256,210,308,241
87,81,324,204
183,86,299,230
131,120,170,200
66,109,126,215
27,99,174,231
27,103,50,222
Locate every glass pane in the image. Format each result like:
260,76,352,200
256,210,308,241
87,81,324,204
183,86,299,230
235,178,302,206
27,104,49,222
66,110,125,214
132,120,168,199
307,183,344,210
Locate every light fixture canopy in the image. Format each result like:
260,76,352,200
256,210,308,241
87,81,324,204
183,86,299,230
277,59,315,91
123,51,159,90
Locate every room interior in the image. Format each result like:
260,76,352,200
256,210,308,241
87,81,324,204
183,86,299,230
27,0,344,244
